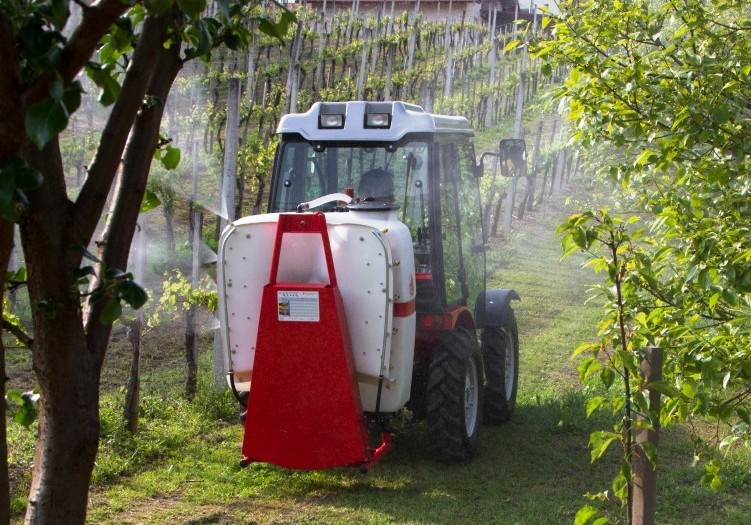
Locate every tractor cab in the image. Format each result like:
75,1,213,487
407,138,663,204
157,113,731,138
217,102,519,471
269,101,486,317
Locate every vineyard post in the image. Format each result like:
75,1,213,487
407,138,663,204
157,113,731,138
285,14,304,115
503,33,528,231
633,347,663,525
186,139,202,399
388,0,395,34
443,0,454,101
485,6,497,128
246,32,257,110
527,119,543,212
356,27,370,99
405,0,420,72
566,150,576,182
385,43,395,100
314,0,328,92
369,9,381,77
553,148,566,194
123,216,146,433
220,77,240,231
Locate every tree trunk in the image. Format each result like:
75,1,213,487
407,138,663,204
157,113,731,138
0,220,14,525
0,14,23,520
21,139,100,525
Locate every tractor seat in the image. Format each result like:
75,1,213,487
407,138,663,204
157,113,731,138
358,168,395,202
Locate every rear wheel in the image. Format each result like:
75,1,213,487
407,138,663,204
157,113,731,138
483,309,519,424
426,328,484,461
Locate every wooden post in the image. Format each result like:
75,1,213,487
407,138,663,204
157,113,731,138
314,0,328,92
633,347,663,525
527,120,543,210
485,6,497,128
503,41,528,230
553,148,566,194
443,0,454,101
356,27,370,99
384,43,395,101
220,77,240,230
123,217,146,432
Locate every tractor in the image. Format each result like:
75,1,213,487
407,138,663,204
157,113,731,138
217,101,520,471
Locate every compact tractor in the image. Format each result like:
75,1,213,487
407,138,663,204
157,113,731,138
217,101,520,471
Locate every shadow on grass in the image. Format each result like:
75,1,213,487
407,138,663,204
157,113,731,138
222,391,613,524
222,391,751,525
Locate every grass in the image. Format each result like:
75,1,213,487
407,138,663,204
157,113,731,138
7,180,751,524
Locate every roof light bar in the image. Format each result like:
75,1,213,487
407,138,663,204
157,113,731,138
319,113,345,129
365,113,391,128
318,102,347,129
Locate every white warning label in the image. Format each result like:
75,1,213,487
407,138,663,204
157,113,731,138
277,291,320,322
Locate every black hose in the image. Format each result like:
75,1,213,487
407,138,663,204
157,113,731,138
228,369,247,408
374,374,384,416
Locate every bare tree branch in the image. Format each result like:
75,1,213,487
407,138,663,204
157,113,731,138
72,13,170,249
84,42,184,368
3,320,33,348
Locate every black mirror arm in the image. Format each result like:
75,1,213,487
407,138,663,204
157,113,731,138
476,151,501,177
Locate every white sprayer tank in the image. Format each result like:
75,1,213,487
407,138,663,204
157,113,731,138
217,208,416,414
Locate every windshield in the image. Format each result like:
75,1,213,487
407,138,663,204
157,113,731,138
270,140,429,217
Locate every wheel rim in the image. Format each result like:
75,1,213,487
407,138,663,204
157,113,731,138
464,356,479,434
504,332,516,401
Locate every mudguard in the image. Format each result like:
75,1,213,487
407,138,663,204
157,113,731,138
474,289,521,328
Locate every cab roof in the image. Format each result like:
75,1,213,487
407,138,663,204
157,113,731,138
276,101,474,142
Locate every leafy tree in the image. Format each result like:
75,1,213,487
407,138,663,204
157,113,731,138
0,0,293,522
543,0,751,521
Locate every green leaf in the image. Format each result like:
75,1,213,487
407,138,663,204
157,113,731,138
503,39,521,52
118,280,148,310
634,149,655,166
600,367,615,388
589,431,618,462
572,342,598,358
185,19,213,57
85,64,121,106
587,396,606,417
578,357,602,381
681,379,696,399
145,0,173,15
48,0,71,30
737,406,751,425
711,105,730,125
99,300,122,324
257,18,284,42
612,463,629,501
158,145,181,170
25,98,68,150
574,505,599,525
140,188,162,212
178,0,206,18
710,475,723,491
73,266,96,280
